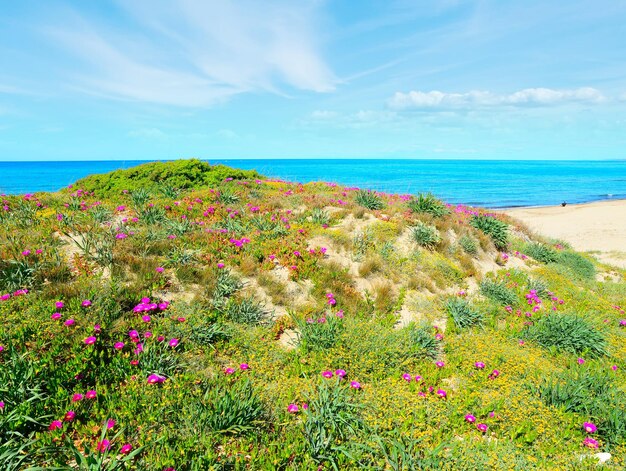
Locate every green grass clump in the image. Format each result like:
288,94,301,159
354,190,384,210
412,222,441,250
445,297,483,329
470,214,508,250
525,242,559,264
557,251,596,280
407,193,448,218
458,235,478,255
479,279,517,306
226,297,267,325
524,313,607,358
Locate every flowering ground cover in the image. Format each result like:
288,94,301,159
1,159,625,470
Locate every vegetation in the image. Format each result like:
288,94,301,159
0,159,624,469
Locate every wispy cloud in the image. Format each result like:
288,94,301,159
46,0,335,107
388,87,606,110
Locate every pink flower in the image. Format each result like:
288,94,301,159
240,363,250,370
84,336,97,345
335,369,347,378
583,422,597,433
96,439,111,452
217,262,225,269
155,266,165,273
465,414,476,423
224,367,235,375
611,365,618,371
577,358,585,365
120,444,133,454
64,318,75,326
147,374,166,384
489,369,500,379
476,423,488,433
86,390,97,399
107,418,116,429
435,361,445,368
336,310,344,319
114,342,124,350
129,330,139,339
82,300,92,307
168,338,179,348
402,373,412,382
350,381,361,389
436,389,447,398
321,370,333,379
0,401,4,409
49,420,63,431
55,301,64,309
64,410,76,421
142,315,151,323
287,403,299,413
414,375,422,382
72,393,83,402
583,437,599,449
474,361,485,369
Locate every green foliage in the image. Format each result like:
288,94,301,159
446,297,483,329
354,190,384,210
368,432,446,470
139,205,166,224
470,214,508,250
527,278,550,298
557,251,596,280
524,313,607,358
479,279,517,306
74,159,262,197
193,378,266,435
0,260,36,292
295,313,345,351
412,222,440,250
458,235,478,255
407,193,448,218
311,207,331,225
215,187,240,205
226,297,267,325
525,243,558,264
405,324,440,360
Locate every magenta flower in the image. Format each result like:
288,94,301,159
168,338,179,348
217,262,225,269
120,444,133,454
436,389,447,398
72,393,83,402
155,266,165,273
82,299,92,307
476,423,488,433
49,420,63,431
287,403,299,413
465,414,476,423
84,336,97,345
577,358,585,365
336,310,344,319
611,365,618,371
335,369,347,378
106,418,116,429
402,373,412,382
114,342,124,350
583,437,599,449
142,315,151,323
55,301,64,309
0,401,4,409
474,361,485,369
583,422,597,433
321,370,333,379
224,367,235,375
490,369,500,379
147,374,166,384
435,361,445,368
86,390,97,399
414,375,422,382
96,439,111,452
129,330,139,339
22,250,31,256
350,381,361,389
240,363,250,370
64,410,76,421
64,318,75,326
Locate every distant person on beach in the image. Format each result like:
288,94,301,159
561,202,567,207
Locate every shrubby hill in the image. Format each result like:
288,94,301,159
1,160,625,469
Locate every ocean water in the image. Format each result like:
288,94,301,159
1,159,625,208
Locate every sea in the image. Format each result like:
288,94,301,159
1,159,625,208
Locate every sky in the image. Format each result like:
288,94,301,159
1,0,626,161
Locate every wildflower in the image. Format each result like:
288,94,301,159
414,375,422,382
177,317,186,322
114,342,124,350
335,369,347,378
476,423,488,433
64,318,75,326
465,414,476,423
336,310,345,319
142,315,151,323
217,262,225,269
436,389,447,398
157,335,165,342
55,301,64,309
86,390,97,399
72,393,83,402
84,336,97,345
619,319,626,327
224,367,235,375
435,361,445,368
64,410,76,421
474,361,485,369
611,365,618,371
435,333,444,341
147,374,166,384
129,330,139,339
583,437,599,449
489,369,500,379
82,299,92,307
120,444,133,454
49,420,63,431
287,404,299,413
107,419,116,429
583,422,597,433
240,363,250,370
577,358,585,365
116,233,128,239
0,401,4,409
402,373,412,382
94,324,101,333
144,331,152,338
350,381,361,389
96,439,111,452
22,249,31,256
322,370,333,379
168,338,179,348
156,266,164,273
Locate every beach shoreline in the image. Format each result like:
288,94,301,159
502,199,626,269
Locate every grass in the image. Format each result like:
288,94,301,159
0,159,625,469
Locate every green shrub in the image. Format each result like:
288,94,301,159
405,324,440,360
557,251,596,280
226,297,267,325
354,190,384,210
446,298,483,329
458,235,478,255
525,243,558,264
311,208,331,226
470,215,508,250
216,187,240,205
479,279,517,306
527,278,550,298
407,193,448,218
412,222,440,250
295,313,345,351
130,188,151,207
0,260,36,292
523,313,607,357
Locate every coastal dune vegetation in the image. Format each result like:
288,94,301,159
1,159,625,470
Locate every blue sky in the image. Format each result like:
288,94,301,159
1,0,626,161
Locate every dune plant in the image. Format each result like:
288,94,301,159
479,279,517,306
458,235,478,255
354,190,384,210
446,297,483,329
525,242,558,264
470,214,508,250
407,193,448,218
412,222,441,250
226,297,267,325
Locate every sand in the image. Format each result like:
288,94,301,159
502,199,626,269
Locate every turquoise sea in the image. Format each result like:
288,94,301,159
1,159,625,208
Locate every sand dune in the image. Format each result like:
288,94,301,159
503,199,626,268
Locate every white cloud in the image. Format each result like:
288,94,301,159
47,0,335,107
388,87,606,110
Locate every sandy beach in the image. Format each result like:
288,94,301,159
503,199,626,268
